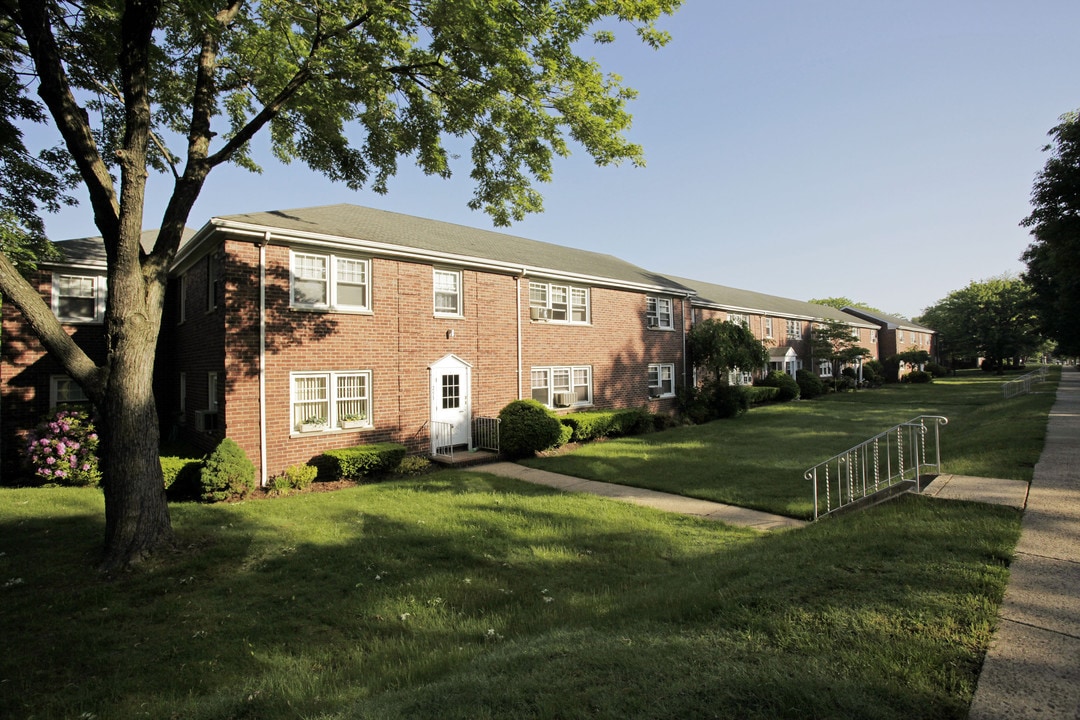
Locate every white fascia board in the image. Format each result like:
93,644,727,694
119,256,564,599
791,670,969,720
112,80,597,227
690,299,878,329
206,218,694,296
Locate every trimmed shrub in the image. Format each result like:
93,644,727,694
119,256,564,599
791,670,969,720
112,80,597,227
561,408,655,442
711,384,750,418
796,369,825,399
863,360,886,387
902,369,933,384
498,399,564,459
652,413,679,431
200,438,256,502
758,370,800,401
744,385,780,404
319,442,407,480
925,362,949,378
161,456,202,500
25,409,101,487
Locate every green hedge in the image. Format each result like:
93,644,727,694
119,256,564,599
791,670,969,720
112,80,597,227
318,442,407,480
560,408,653,442
743,385,780,405
498,399,565,458
161,456,202,496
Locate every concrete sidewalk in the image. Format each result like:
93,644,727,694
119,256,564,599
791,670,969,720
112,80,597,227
474,462,807,531
968,369,1080,720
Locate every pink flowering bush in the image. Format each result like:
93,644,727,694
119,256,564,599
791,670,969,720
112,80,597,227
25,409,101,486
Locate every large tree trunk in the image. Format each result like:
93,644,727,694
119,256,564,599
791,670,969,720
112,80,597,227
99,347,174,570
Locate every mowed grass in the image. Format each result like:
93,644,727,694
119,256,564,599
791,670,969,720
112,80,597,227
1,475,1019,719
524,369,1060,518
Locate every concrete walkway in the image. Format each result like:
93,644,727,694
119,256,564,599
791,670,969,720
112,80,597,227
474,462,807,531
968,369,1080,720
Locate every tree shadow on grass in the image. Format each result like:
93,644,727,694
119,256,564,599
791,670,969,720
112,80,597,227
0,478,1020,720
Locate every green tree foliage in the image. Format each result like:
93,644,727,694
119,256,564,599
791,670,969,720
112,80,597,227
808,320,870,389
0,0,681,568
808,297,882,313
687,319,769,384
918,276,1042,371
1022,110,1080,355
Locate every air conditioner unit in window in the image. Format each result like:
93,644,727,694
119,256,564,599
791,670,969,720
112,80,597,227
646,316,659,328
530,306,552,321
553,391,576,407
195,410,219,432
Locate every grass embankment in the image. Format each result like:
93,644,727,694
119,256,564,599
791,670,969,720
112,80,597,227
524,369,1059,518
1,477,1018,719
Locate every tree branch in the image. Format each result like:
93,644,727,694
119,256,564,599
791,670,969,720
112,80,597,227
15,0,119,241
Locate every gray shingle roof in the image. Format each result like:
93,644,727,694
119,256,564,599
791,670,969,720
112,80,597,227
50,228,197,269
214,204,692,292
662,274,877,326
841,306,934,332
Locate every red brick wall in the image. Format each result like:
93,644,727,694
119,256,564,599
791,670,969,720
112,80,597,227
195,238,688,480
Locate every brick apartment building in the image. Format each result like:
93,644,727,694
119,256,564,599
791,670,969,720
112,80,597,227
1,204,920,484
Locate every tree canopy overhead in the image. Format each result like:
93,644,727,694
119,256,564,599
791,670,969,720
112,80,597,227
0,0,682,569
1022,110,1080,355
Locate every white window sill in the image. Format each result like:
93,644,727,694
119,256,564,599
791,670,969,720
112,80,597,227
434,313,465,320
290,306,374,316
291,425,373,438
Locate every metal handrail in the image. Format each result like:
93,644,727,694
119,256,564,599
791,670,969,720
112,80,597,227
473,417,500,453
805,415,948,520
430,420,455,461
1002,367,1048,399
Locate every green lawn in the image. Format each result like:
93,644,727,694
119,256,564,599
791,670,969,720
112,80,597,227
0,369,1055,718
524,369,1059,518
1,477,1019,719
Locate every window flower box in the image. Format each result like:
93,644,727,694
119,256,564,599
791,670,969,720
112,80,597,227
340,414,367,429
299,417,327,433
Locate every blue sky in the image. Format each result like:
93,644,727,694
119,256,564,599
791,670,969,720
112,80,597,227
39,1,1080,319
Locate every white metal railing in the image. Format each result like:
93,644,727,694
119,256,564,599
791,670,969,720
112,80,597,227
805,415,949,521
431,420,455,461
473,417,500,452
1002,367,1049,399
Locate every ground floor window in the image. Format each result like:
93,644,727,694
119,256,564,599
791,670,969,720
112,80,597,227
648,363,675,397
531,365,592,407
291,370,372,432
49,375,90,408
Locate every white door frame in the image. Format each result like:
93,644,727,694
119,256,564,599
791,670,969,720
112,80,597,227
429,354,472,449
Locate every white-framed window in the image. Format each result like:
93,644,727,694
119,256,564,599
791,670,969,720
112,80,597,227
786,319,802,340
728,313,749,328
433,268,462,316
851,326,860,339
648,363,675,397
818,361,833,377
898,330,905,343
764,317,773,338
530,365,592,407
871,330,877,344
49,375,90,407
290,251,370,312
206,253,221,311
291,370,372,432
646,296,673,329
178,274,187,324
52,273,106,323
529,281,589,323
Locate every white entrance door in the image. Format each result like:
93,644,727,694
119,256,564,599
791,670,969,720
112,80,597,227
430,355,471,449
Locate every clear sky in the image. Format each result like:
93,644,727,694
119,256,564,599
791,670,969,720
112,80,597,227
38,1,1080,319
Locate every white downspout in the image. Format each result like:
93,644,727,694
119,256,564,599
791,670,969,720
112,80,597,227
258,232,270,487
516,271,525,399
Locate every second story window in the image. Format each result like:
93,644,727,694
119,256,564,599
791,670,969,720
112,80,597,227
52,273,105,323
728,313,749,328
529,281,588,323
786,319,802,340
764,317,773,338
290,251,370,312
433,269,462,316
646,296,673,329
